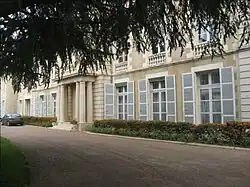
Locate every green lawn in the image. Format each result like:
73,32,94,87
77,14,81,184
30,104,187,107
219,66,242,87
0,137,30,187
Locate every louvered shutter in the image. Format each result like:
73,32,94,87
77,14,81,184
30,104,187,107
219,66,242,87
104,84,115,119
139,79,148,120
127,81,134,120
182,73,195,123
220,67,236,122
166,75,176,122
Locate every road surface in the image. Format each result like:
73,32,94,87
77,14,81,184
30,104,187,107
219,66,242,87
1,125,250,187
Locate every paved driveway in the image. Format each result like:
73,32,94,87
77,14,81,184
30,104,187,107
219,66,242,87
1,126,250,187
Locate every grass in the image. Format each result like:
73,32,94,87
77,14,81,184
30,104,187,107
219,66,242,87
0,137,30,187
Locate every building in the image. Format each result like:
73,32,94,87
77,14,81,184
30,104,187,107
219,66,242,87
1,28,250,128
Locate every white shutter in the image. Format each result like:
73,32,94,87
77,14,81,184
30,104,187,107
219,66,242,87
43,95,47,116
166,75,176,122
220,67,236,122
127,81,134,120
139,79,148,120
104,83,115,119
35,96,39,116
182,73,195,123
47,94,51,116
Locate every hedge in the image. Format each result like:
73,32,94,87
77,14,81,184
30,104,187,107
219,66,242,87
22,116,57,127
88,120,250,148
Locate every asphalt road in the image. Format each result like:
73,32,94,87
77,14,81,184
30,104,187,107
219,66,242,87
1,125,250,187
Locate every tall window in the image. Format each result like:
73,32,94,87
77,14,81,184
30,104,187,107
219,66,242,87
151,79,166,121
198,70,221,123
40,95,46,116
197,27,215,44
52,93,56,117
117,85,127,120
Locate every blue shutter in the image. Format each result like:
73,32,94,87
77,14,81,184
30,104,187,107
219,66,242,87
127,81,134,120
139,79,148,120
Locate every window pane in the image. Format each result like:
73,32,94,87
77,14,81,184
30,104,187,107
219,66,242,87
184,88,193,101
161,113,167,121
153,113,160,120
212,88,221,100
160,42,165,52
201,114,210,123
223,100,234,115
167,90,175,101
125,95,127,103
200,89,209,100
118,96,123,104
213,114,221,123
152,82,159,89
153,103,159,112
140,104,147,114
153,92,159,102
184,103,193,115
222,84,233,99
161,103,166,112
200,73,209,85
167,103,175,114
160,80,165,88
212,101,221,112
183,74,193,87
201,101,209,112
118,114,123,120
211,71,220,84
125,104,127,113
152,43,158,54
118,105,123,112
161,92,166,101
118,87,123,93
140,93,146,103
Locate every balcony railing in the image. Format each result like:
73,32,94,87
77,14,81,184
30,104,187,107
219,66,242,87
148,52,166,66
115,61,128,73
194,43,210,56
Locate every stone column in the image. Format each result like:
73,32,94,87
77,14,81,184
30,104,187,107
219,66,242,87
67,85,72,120
75,82,79,121
87,81,93,123
56,86,61,121
60,85,65,123
79,81,86,124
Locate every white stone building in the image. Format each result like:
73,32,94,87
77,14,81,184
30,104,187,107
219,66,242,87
1,28,250,128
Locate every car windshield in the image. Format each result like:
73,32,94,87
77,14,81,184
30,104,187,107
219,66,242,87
6,114,21,118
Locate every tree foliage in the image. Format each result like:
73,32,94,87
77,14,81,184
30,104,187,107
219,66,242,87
0,0,249,92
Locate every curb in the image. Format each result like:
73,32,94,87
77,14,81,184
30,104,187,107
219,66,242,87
84,131,250,152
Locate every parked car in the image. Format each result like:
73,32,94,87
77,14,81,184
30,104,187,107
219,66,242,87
0,113,24,126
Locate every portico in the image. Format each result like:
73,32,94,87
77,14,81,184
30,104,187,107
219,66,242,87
57,76,95,126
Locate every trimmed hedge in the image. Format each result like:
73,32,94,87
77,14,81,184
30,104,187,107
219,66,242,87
22,116,57,127
88,120,250,148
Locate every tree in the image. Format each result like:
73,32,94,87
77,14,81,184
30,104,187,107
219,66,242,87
0,0,249,92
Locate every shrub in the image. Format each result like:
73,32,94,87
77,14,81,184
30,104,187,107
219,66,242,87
90,120,250,148
22,116,57,128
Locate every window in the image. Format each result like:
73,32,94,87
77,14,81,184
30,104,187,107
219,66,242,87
40,95,46,116
117,85,127,120
151,79,167,121
197,27,214,44
152,41,165,54
198,70,221,123
19,100,22,114
52,93,56,117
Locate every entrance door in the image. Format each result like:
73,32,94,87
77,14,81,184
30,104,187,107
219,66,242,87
199,70,222,123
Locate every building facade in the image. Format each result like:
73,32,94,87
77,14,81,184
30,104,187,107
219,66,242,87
1,29,250,126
